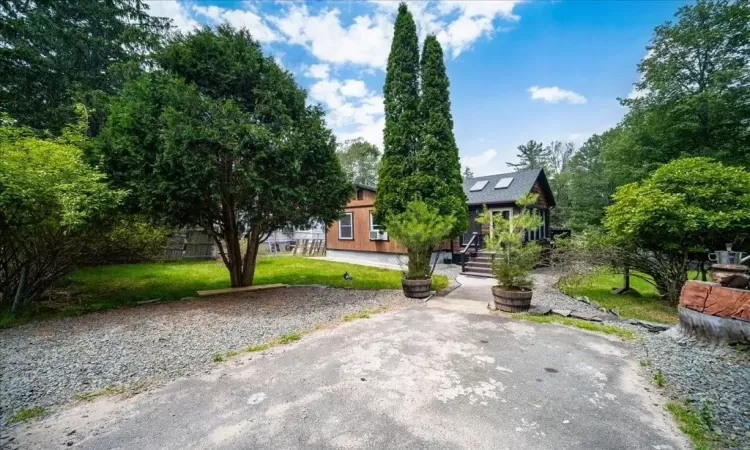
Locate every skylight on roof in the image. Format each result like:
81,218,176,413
495,177,513,189
469,180,488,192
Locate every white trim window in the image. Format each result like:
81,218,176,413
338,212,353,240
369,211,388,241
489,207,513,237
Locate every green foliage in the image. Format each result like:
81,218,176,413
83,216,171,265
272,331,303,345
336,138,381,186
415,35,469,238
100,26,351,288
386,201,455,279
478,194,544,290
606,157,750,253
0,117,123,309
605,157,750,302
666,401,721,450
613,0,750,181
0,0,170,135
375,3,421,227
653,370,666,387
507,140,550,171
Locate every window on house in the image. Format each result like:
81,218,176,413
495,177,513,189
339,212,353,240
369,212,388,241
470,180,489,192
356,189,364,200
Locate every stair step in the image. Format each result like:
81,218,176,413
471,257,493,263
463,266,492,274
462,271,494,278
466,262,491,269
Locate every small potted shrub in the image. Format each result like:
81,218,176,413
387,200,455,298
478,193,544,312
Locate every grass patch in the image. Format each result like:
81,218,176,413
513,313,639,341
75,385,127,402
225,350,238,358
653,370,666,387
1,258,449,328
271,331,303,345
558,269,679,324
212,352,224,362
246,343,269,352
7,406,47,424
342,307,383,322
666,401,723,450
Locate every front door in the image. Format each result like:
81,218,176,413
488,208,513,239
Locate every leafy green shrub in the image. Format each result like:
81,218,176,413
605,157,750,303
478,193,544,290
83,216,171,265
386,201,455,279
0,115,123,311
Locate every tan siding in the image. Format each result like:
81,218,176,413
531,181,549,208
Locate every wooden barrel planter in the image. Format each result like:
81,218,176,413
402,278,432,299
492,286,532,312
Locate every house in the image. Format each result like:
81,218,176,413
325,169,556,270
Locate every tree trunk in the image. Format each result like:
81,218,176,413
241,227,262,287
221,198,244,288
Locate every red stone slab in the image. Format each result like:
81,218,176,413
703,285,750,320
680,281,711,313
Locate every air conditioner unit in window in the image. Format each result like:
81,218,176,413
370,230,387,241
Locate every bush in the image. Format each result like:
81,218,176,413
83,216,171,265
604,157,750,303
386,200,455,279
0,116,123,311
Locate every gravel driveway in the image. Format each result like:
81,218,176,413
0,287,415,424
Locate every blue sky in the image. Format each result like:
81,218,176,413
146,0,691,175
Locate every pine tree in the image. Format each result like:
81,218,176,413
507,140,550,171
374,3,421,226
416,35,468,238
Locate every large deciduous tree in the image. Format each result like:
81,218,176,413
100,26,351,287
415,35,468,238
375,3,421,226
0,0,170,135
611,0,750,181
336,138,380,186
565,132,617,231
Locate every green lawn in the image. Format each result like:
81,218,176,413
558,269,679,324
1,257,447,326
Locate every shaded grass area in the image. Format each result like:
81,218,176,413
1,257,448,327
558,269,678,324
513,313,639,341
666,401,724,450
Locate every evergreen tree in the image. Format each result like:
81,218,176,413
416,35,468,238
374,3,421,226
463,167,474,179
507,140,550,171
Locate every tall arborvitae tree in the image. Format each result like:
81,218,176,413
374,3,421,226
416,35,468,238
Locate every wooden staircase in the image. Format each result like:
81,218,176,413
461,249,495,278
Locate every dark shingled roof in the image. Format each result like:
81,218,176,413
463,169,555,206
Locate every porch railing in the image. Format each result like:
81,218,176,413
460,232,482,273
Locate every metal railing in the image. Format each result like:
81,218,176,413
460,232,482,273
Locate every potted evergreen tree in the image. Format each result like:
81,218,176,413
478,194,544,312
387,201,455,298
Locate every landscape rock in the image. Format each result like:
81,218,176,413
551,309,572,317
527,306,552,315
570,311,603,322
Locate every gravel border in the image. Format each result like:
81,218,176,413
0,287,418,425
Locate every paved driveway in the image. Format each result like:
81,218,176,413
14,306,687,449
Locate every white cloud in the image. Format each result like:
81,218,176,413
145,0,199,32
462,149,499,175
340,80,369,98
192,5,281,42
435,1,521,57
528,86,587,105
270,5,394,69
305,63,331,80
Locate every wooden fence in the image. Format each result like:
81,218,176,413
164,229,216,260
